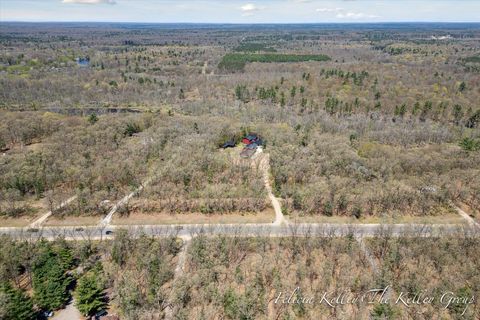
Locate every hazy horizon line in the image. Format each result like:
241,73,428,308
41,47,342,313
2,20,480,25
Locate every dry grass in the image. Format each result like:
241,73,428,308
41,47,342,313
43,215,102,226
287,212,467,225
0,199,46,227
112,207,275,225
0,214,42,227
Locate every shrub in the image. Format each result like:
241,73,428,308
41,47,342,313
124,122,142,137
87,113,98,125
459,137,480,152
371,303,396,319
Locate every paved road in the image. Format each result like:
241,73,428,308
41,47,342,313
1,222,478,241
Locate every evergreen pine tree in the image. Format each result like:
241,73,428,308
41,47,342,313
32,249,71,311
74,272,106,316
0,283,36,320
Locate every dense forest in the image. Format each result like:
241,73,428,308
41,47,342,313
1,231,479,319
1,23,479,226
0,232,181,319
0,23,479,319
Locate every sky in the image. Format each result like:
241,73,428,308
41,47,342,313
1,0,479,23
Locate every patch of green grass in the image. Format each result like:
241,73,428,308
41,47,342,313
459,137,480,152
4,64,31,75
218,53,331,72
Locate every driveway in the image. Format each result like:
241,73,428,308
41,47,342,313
52,299,82,320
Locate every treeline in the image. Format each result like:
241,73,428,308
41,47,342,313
133,198,268,215
1,231,479,319
218,53,331,72
463,55,480,63
170,234,480,319
0,237,97,319
128,116,268,216
0,112,155,218
0,232,181,320
265,118,480,218
233,42,277,53
324,96,480,128
320,68,369,86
